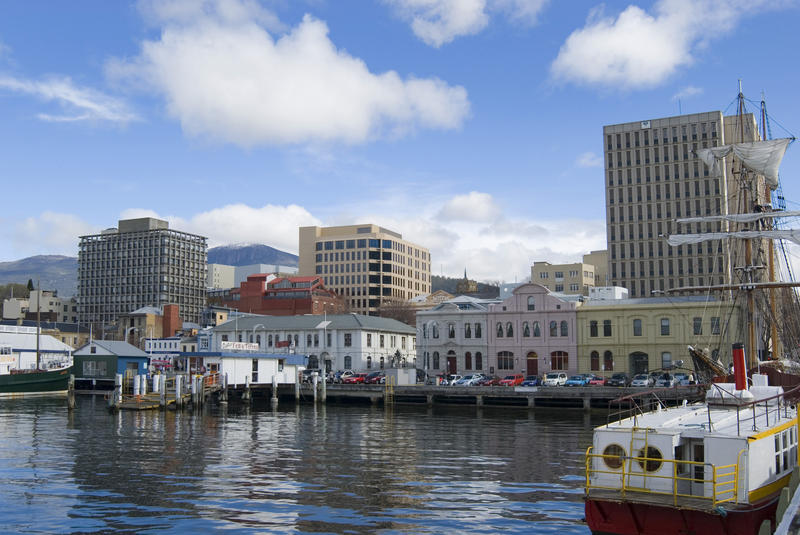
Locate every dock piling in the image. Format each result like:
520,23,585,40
67,374,75,410
295,371,300,401
220,373,228,404
243,375,251,402
175,375,183,408
312,374,318,403
271,375,278,407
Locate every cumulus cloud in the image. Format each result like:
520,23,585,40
551,0,779,89
576,151,603,168
108,0,470,146
672,85,703,100
436,191,501,222
4,212,100,257
0,75,138,123
386,0,549,47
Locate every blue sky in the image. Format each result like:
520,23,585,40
0,0,798,283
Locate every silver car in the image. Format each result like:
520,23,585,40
630,373,654,387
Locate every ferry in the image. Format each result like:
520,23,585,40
584,345,799,535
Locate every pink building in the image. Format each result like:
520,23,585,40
487,283,579,377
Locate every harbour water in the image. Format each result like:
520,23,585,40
0,397,599,533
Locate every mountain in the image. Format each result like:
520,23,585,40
207,244,298,267
0,255,77,297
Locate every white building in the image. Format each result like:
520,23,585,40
206,313,417,373
2,298,28,320
0,325,73,373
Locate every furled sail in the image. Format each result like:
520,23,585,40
677,210,800,224
696,138,791,188
667,229,800,246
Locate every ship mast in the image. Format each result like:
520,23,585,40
36,279,41,371
761,93,780,360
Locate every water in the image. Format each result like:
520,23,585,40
0,398,601,533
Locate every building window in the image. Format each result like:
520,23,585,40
633,319,642,336
475,323,482,338
550,351,568,370
560,320,568,337
367,333,372,347
448,323,455,338
497,322,504,338
604,351,613,371
433,352,440,369
590,351,599,371
367,356,372,369
464,323,471,338
603,320,612,337
522,322,530,337
380,335,385,348
380,356,385,369
711,317,720,335
268,335,272,347
344,355,352,369
497,351,514,370
693,317,702,335
661,352,672,369
475,352,482,370
533,321,541,337
314,333,319,347
307,334,312,347
549,321,557,337
527,297,535,311
465,352,472,370
506,322,513,337
661,318,670,336
432,323,439,339
344,333,352,347
590,320,598,337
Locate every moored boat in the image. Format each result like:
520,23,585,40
0,366,71,398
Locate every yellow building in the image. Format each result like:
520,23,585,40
298,224,431,316
576,297,742,377
532,261,596,295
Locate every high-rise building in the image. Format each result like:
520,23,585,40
603,111,761,297
298,224,431,316
78,217,207,326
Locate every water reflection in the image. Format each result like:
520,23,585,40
0,399,599,533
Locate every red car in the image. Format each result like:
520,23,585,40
343,373,368,384
364,371,384,384
498,374,525,386
587,375,607,386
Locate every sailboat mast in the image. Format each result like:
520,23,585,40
762,94,779,360
36,280,41,371
738,84,758,368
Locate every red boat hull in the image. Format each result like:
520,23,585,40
585,496,778,535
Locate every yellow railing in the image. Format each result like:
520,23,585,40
585,446,741,507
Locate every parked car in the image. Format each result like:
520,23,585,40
364,371,384,384
343,373,369,384
655,373,676,387
477,375,501,386
564,374,591,387
301,368,324,383
630,373,654,387
447,374,463,386
607,373,630,387
456,374,484,386
673,372,691,385
587,375,607,386
520,375,541,386
333,370,354,384
498,374,525,386
543,372,568,386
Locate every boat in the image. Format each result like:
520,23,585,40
0,367,71,398
584,86,800,535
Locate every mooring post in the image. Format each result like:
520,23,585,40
295,370,300,402
67,374,75,410
175,374,183,408
133,374,140,397
159,376,166,408
191,375,199,407
220,372,228,404
271,375,278,407
321,369,327,403
141,374,147,396
113,373,123,410
243,375,251,402
312,374,318,403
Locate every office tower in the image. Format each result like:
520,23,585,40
298,224,431,316
78,217,207,326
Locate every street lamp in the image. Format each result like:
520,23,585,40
124,326,138,345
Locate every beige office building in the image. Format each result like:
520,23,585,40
603,111,762,297
298,224,431,315
531,258,598,295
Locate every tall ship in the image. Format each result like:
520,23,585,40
584,86,799,535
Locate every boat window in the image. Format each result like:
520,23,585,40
602,444,625,470
637,446,663,472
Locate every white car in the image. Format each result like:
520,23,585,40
456,374,484,386
447,375,463,385
655,373,676,387
543,372,568,386
630,373,654,387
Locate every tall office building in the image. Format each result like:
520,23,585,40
298,224,431,316
603,111,762,297
78,217,207,326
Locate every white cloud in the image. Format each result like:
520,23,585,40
437,191,501,222
550,0,778,89
576,151,603,168
0,75,138,123
108,1,470,146
387,0,549,47
5,212,100,257
672,85,703,100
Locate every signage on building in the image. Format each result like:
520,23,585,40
275,340,291,348
221,341,259,352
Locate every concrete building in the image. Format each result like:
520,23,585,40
78,217,207,326
206,313,417,373
206,263,300,290
532,261,596,295
298,224,431,316
603,112,761,297
207,264,235,290
582,250,608,286
2,297,28,320
576,296,742,378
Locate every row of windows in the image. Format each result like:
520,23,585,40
588,317,721,337
223,331,410,350
497,320,569,338
315,239,429,260
606,124,717,152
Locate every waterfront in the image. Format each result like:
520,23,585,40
0,398,599,533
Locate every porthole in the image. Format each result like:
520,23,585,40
602,444,625,469
636,446,663,472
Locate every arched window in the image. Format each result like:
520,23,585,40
560,320,568,337
380,356,385,369
307,334,312,346
506,322,513,337
661,352,672,368
497,322,504,338
433,351,440,369
527,296,535,311
590,351,600,371
432,323,439,339
533,321,541,337
294,334,299,347
475,323,482,338
367,356,372,369
268,334,273,347
465,352,472,370
448,323,455,338
256,335,261,346
308,355,319,369
604,351,614,371
522,322,530,337
422,324,427,339
475,352,483,370
550,321,558,337
344,355,352,369
249,334,253,343
497,351,514,370
464,323,472,338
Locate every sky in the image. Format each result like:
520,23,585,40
0,0,798,284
